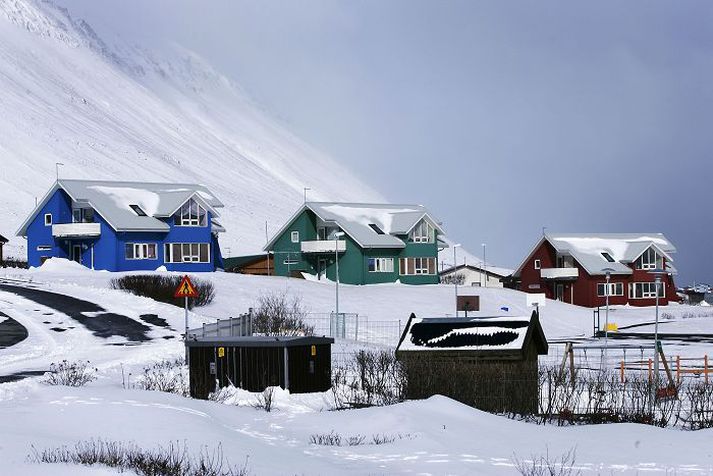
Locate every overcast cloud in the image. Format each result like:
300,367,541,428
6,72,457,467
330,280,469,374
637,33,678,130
59,0,713,284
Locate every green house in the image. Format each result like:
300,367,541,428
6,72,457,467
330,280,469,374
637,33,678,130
264,202,447,285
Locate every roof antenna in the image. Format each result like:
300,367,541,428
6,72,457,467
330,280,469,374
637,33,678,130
542,226,547,237
303,187,311,203
55,162,64,181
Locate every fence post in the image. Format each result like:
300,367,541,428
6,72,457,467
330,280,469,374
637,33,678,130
706,355,709,385
620,360,625,383
648,358,652,383
676,355,680,385
355,313,359,341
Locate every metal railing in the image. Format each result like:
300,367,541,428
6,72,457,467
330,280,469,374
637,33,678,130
188,310,254,339
303,312,403,347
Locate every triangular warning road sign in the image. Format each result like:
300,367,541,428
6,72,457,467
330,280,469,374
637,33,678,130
174,275,199,298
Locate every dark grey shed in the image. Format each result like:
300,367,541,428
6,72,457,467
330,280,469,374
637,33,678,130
186,335,334,399
396,310,548,414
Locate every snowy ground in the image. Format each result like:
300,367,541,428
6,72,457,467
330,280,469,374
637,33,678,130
1,262,713,474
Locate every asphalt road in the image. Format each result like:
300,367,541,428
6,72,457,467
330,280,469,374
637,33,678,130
0,284,151,342
0,312,28,349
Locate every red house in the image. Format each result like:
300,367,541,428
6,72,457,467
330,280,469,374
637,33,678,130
510,233,677,308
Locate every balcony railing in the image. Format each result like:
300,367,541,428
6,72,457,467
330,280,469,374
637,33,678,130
52,223,101,238
301,240,346,253
540,267,579,279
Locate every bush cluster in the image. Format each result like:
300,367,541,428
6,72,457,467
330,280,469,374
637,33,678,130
43,360,97,387
136,359,189,397
332,349,406,409
110,275,215,309
251,292,313,336
28,439,249,476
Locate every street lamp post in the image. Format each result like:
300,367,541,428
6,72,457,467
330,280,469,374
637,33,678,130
482,243,487,288
453,244,461,317
648,268,668,407
601,268,616,368
334,232,345,317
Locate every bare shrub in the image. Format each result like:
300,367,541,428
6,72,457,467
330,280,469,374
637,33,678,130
110,275,215,309
309,432,410,447
43,360,97,387
513,447,580,476
682,382,713,430
253,387,276,412
332,350,406,409
28,439,249,476
137,358,188,396
252,292,313,336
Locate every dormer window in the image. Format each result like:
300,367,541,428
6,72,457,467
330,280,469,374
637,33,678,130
369,223,385,235
130,204,147,217
410,220,434,243
637,247,662,270
175,198,207,227
601,252,615,263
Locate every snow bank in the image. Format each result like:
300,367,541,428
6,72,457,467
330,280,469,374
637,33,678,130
211,385,336,413
36,258,91,273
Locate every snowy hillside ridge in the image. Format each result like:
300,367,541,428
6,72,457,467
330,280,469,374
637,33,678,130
0,0,383,258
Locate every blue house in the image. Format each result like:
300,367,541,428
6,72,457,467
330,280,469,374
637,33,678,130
17,179,226,272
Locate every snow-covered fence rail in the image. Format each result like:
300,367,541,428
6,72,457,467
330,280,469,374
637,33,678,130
303,313,402,347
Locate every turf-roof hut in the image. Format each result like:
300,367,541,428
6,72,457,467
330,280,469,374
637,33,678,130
396,311,548,414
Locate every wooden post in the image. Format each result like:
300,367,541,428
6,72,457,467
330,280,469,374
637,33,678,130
703,354,708,383
559,342,571,378
620,360,625,383
658,345,675,388
648,358,652,383
676,355,680,385
568,345,576,388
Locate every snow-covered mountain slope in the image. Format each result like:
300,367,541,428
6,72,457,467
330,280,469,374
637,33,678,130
0,0,382,257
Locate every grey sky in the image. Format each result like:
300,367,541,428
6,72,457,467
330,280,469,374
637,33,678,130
59,0,713,285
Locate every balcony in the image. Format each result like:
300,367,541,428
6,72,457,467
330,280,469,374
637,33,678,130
540,267,579,280
52,223,101,238
301,240,346,254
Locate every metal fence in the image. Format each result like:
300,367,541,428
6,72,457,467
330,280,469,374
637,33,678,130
188,311,253,339
303,313,402,347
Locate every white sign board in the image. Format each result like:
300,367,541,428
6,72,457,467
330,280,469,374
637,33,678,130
527,293,547,308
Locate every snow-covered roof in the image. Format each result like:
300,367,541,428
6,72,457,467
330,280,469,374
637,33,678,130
440,263,514,279
17,179,223,235
514,233,676,277
396,312,547,356
265,202,444,250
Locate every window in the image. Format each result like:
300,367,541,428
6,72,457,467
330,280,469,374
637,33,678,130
534,259,541,270
368,257,394,273
164,243,210,263
175,199,207,227
369,224,385,235
36,245,52,251
44,213,52,226
410,221,434,243
601,252,615,263
629,282,665,299
125,243,157,260
637,247,662,270
129,204,147,216
73,208,95,223
291,231,300,243
597,282,623,297
399,257,436,275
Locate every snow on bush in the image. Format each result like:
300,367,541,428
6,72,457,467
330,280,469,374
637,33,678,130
331,349,407,409
110,275,215,309
43,360,97,387
135,359,189,397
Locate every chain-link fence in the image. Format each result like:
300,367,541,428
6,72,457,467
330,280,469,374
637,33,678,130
303,313,402,347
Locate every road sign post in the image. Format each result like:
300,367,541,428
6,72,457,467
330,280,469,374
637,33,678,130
174,275,199,365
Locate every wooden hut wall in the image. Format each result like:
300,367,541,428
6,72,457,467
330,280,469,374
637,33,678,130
287,344,331,393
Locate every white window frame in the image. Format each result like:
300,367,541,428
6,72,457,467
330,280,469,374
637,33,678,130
597,282,623,297
410,221,434,243
368,257,394,273
164,242,210,264
44,213,52,226
637,248,659,270
175,199,207,227
629,282,665,299
291,231,300,243
534,259,541,270
399,257,436,275
125,243,157,260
